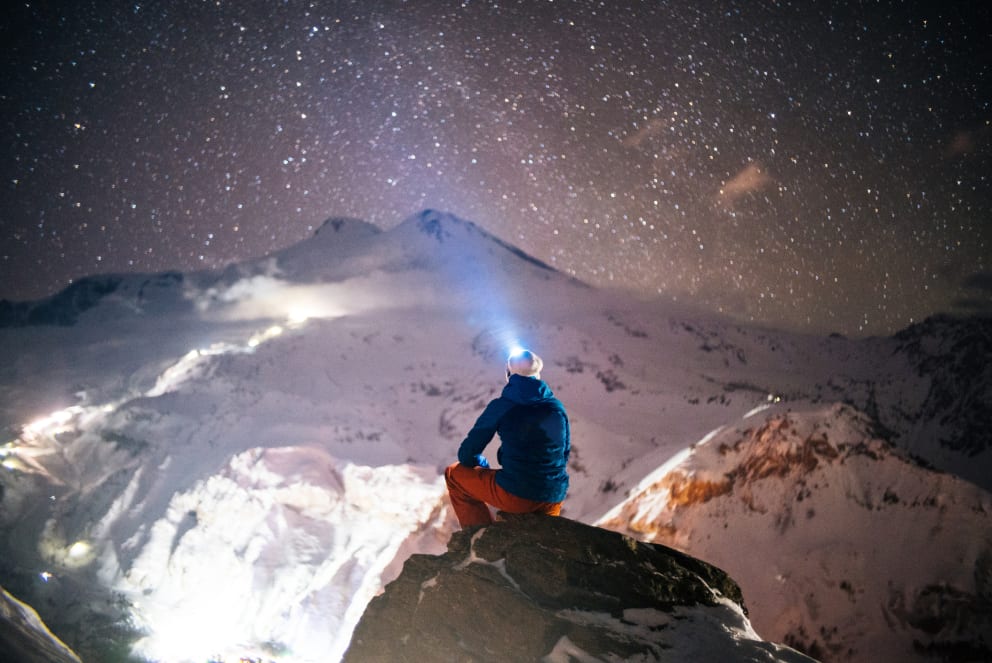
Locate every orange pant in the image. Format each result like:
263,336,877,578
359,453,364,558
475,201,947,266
444,462,562,527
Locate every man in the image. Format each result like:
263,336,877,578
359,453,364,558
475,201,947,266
444,349,570,527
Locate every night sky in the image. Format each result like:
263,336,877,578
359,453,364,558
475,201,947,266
2,1,989,336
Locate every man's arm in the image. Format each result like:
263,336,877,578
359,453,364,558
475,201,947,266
457,398,509,467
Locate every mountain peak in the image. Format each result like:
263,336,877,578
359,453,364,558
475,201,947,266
396,208,472,242
391,209,559,275
312,216,382,239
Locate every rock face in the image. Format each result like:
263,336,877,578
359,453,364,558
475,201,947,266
344,513,817,662
597,405,992,662
0,586,82,663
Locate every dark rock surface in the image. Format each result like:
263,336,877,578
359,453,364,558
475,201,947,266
0,586,82,663
344,513,817,662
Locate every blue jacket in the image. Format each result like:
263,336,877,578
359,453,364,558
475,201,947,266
457,374,570,503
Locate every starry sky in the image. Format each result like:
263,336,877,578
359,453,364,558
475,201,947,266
2,0,989,336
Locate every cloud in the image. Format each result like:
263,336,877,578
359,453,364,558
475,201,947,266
952,297,992,313
193,273,438,322
962,271,992,293
952,271,992,314
621,118,669,149
718,162,774,205
943,127,991,158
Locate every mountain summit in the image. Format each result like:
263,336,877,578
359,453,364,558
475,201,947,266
271,209,567,291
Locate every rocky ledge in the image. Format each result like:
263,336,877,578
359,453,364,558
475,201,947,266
344,513,817,662
0,586,82,663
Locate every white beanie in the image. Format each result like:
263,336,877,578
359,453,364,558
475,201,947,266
507,349,543,378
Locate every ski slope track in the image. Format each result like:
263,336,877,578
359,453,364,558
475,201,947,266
0,209,989,662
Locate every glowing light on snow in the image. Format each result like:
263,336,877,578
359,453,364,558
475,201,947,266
61,540,98,568
114,447,452,663
288,307,312,324
595,428,727,525
247,324,284,348
195,275,364,323
248,325,285,348
25,406,83,435
693,426,724,448
744,403,773,418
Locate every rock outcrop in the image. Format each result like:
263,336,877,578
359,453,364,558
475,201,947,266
0,586,82,663
344,513,817,662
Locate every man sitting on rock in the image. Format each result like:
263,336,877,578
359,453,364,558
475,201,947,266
445,349,570,527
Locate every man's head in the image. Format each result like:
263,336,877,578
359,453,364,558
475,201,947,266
507,349,543,379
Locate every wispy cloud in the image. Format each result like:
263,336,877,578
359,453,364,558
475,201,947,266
621,118,669,149
193,273,439,322
963,272,992,293
943,127,989,158
718,162,774,205
952,271,992,313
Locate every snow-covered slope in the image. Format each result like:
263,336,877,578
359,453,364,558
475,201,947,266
0,209,989,661
105,448,449,662
599,404,992,662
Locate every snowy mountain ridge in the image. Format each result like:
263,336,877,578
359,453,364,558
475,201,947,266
599,403,992,661
0,209,989,662
889,314,992,460
0,209,564,330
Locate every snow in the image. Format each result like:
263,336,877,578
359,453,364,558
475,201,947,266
548,600,815,662
98,447,447,662
598,404,992,661
1,211,988,662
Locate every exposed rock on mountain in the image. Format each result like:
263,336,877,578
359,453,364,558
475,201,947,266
0,271,189,327
0,586,82,663
344,513,816,662
890,314,992,459
599,404,992,662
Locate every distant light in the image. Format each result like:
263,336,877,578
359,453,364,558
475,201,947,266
39,571,53,582
25,407,81,435
68,541,91,559
248,325,285,349
288,308,311,325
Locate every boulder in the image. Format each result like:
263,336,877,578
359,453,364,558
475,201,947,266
344,513,817,662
